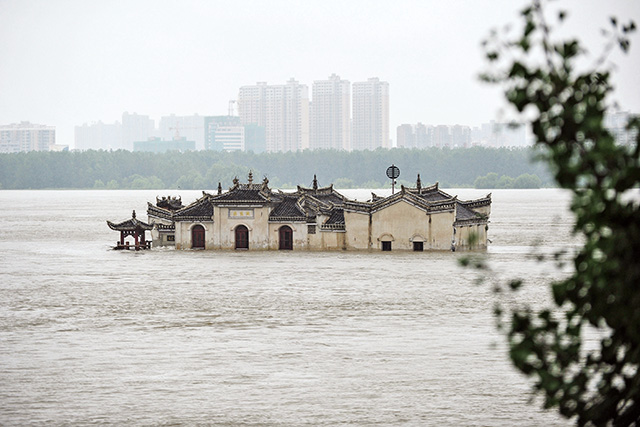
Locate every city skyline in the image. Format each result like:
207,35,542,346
1,1,638,148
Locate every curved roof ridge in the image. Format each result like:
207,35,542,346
459,193,492,204
107,211,153,231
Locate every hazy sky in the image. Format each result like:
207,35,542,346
1,0,639,147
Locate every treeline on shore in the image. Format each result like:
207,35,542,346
0,147,550,190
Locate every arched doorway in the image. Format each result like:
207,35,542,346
192,225,205,249
235,225,249,250
279,226,293,250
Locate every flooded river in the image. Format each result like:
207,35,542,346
0,189,577,425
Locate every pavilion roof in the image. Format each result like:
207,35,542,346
107,210,153,231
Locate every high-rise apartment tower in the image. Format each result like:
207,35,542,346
0,122,55,153
310,74,350,150
352,77,389,151
238,79,309,152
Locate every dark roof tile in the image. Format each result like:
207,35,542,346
325,209,345,225
455,201,481,222
173,198,213,220
269,196,306,221
107,211,152,231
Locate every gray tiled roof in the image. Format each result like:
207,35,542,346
296,184,346,206
173,198,213,221
147,202,173,220
164,177,490,229
418,190,451,202
324,209,345,225
212,188,269,203
311,192,345,205
269,196,306,221
455,201,480,221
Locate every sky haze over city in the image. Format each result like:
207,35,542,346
1,0,639,147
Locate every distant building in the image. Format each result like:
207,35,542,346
204,116,240,151
450,125,471,148
243,124,266,153
310,74,351,150
238,83,267,128
415,123,431,148
433,125,450,147
396,124,415,148
605,111,638,147
352,77,389,151
238,79,309,152
122,112,155,151
0,121,55,153
75,121,122,151
159,114,205,150
215,126,245,151
476,121,527,147
397,123,434,149
133,137,195,153
204,116,266,153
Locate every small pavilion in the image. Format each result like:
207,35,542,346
107,210,153,250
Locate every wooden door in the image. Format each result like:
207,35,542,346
235,225,249,249
192,225,205,249
279,226,293,250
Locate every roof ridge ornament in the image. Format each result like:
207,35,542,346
248,171,253,184
416,174,422,191
313,174,318,191
218,182,222,195
132,210,136,219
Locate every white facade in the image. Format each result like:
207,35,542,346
396,124,415,148
311,74,351,151
122,112,155,151
215,126,245,151
238,82,267,128
75,121,122,151
352,77,389,151
238,79,309,152
0,122,55,153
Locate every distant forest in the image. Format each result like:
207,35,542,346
0,147,551,190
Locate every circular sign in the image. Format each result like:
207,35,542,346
386,165,400,180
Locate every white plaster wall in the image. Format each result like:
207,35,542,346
268,222,307,250
371,200,430,251
175,221,214,249
169,201,484,252
455,223,488,249
215,206,271,249
343,211,370,250
430,211,455,250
